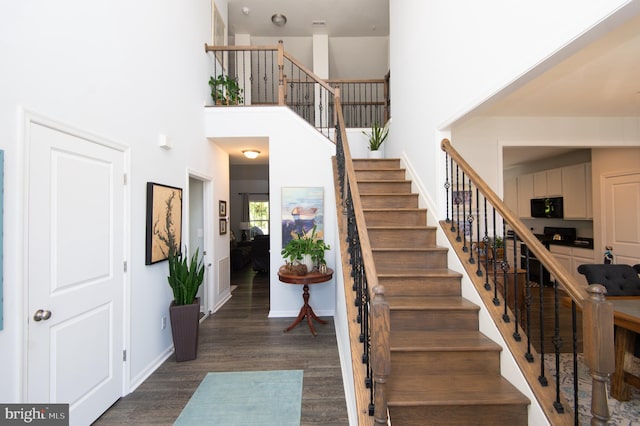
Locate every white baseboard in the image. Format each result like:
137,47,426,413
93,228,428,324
128,345,174,394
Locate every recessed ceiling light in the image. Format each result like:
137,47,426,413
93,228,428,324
242,150,260,159
241,6,250,15
271,13,287,27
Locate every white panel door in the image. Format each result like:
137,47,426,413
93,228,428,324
26,121,125,426
603,173,640,266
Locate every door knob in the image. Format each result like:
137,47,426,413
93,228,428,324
33,309,52,321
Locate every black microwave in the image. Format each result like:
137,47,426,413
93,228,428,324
531,197,564,218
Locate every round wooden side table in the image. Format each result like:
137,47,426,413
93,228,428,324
278,268,334,336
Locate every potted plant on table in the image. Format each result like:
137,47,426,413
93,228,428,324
281,225,331,275
208,74,244,105
363,121,389,158
167,246,205,362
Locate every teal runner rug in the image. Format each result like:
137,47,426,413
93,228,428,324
174,370,303,426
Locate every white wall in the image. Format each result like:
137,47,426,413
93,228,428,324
452,116,640,195
389,0,638,219
0,0,229,401
205,107,338,317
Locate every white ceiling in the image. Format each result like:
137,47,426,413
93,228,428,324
227,0,390,38
221,2,639,167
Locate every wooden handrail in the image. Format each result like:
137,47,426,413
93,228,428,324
336,96,390,424
327,78,387,84
282,50,336,95
204,44,278,52
441,138,589,306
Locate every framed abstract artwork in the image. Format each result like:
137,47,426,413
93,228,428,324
145,182,183,265
281,187,324,249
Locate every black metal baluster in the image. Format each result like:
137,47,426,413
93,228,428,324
462,172,468,252
571,301,579,423
445,153,451,223
475,188,482,275
501,221,510,323
483,198,490,287
511,231,521,341
524,246,534,362
492,209,500,306
450,157,455,232
552,279,564,413
538,261,548,386
455,165,461,241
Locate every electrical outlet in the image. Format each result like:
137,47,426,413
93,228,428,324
161,316,167,330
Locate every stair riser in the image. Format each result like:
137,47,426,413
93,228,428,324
368,228,436,248
353,159,400,170
391,310,478,331
355,170,406,180
363,210,426,226
391,351,500,376
373,251,448,269
361,194,418,209
388,405,528,426
357,181,412,194
377,277,461,297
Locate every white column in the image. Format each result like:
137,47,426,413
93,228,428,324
313,34,329,127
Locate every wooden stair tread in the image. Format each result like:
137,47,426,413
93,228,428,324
356,178,411,183
390,330,502,352
377,268,461,278
368,225,436,230
361,192,416,196
372,247,447,252
364,207,426,211
387,296,479,310
388,375,530,406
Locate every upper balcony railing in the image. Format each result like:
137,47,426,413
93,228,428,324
204,42,389,134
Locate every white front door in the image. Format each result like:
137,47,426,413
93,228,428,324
603,172,640,265
26,119,126,426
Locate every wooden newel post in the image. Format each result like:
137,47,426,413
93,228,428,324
371,285,390,424
277,40,285,105
582,284,615,426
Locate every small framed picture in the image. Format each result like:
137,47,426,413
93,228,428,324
219,200,227,217
219,218,227,235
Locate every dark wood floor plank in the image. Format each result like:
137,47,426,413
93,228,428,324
94,266,349,425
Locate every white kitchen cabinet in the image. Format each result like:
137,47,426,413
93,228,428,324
562,163,593,219
533,168,562,198
549,245,594,286
572,247,595,285
517,173,534,218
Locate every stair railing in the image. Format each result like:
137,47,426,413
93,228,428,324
334,96,390,425
441,138,615,425
327,78,389,128
204,42,389,132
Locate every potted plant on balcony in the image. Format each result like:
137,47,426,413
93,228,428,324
281,225,330,275
167,246,205,362
363,121,389,158
208,74,244,105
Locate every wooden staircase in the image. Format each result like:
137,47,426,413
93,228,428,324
353,158,530,425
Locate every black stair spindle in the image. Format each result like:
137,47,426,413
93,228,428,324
501,221,510,323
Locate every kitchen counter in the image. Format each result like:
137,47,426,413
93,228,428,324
546,238,594,250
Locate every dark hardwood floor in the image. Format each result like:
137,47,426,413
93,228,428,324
94,265,349,425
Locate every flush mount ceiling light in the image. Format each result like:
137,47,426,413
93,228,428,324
271,13,287,27
242,149,260,159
